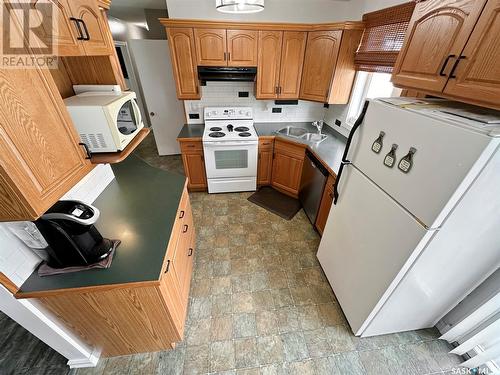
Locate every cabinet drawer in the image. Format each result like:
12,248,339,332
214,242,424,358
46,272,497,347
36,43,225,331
259,138,274,151
274,139,306,159
180,140,203,154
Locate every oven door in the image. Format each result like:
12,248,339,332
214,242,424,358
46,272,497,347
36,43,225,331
203,141,258,179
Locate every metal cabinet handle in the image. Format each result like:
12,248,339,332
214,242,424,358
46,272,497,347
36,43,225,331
79,142,92,159
449,56,466,79
227,52,230,60
183,224,189,233
188,248,193,256
439,54,456,77
78,19,90,40
224,52,227,61
70,17,85,40
164,260,171,273
179,210,185,219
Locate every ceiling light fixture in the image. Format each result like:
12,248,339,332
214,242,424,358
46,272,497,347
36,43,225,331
216,0,265,14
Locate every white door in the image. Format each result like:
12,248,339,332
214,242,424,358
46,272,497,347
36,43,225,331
317,164,434,336
129,40,185,155
349,100,494,228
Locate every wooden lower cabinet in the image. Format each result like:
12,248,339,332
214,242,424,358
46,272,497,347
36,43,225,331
271,139,305,198
179,139,207,191
315,174,336,235
257,138,274,186
37,186,195,357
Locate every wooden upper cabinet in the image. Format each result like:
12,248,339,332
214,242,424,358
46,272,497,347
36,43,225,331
194,28,227,66
28,0,82,56
69,0,111,56
0,68,93,221
167,28,200,100
442,0,500,108
256,31,306,100
279,31,307,99
300,30,342,102
392,0,487,93
256,31,283,99
227,30,258,67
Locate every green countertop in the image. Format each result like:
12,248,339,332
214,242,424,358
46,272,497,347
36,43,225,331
18,156,186,296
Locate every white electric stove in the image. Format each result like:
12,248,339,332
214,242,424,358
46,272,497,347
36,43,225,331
203,107,258,193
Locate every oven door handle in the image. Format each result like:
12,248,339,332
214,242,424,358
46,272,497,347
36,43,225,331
204,141,258,147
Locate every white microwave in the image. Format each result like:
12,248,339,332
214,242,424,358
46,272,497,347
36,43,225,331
64,91,144,153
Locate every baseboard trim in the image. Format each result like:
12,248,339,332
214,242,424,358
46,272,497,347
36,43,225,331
67,347,101,369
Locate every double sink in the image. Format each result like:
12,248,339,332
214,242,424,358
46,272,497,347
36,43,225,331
276,126,328,144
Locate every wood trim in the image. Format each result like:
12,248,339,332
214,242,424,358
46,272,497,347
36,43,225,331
160,18,364,31
97,0,112,10
0,273,19,294
15,280,161,300
177,136,202,142
89,128,150,164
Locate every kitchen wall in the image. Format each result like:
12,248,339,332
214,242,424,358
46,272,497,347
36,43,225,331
166,0,364,22
184,82,328,125
362,0,410,13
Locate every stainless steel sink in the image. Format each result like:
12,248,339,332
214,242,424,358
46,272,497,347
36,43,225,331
301,133,328,144
276,126,308,138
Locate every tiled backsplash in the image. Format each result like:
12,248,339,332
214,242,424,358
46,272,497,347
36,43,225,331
184,82,328,124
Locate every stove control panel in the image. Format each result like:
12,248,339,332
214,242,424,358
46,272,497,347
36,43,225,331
205,107,253,120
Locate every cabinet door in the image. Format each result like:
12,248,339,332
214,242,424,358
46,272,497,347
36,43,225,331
392,0,487,93
256,31,282,99
167,28,200,100
258,150,273,186
175,199,195,304
442,0,500,109
182,153,207,190
315,176,335,235
26,0,83,56
69,0,111,56
279,31,307,99
227,30,258,67
300,30,342,102
0,68,92,220
194,28,227,66
271,152,303,197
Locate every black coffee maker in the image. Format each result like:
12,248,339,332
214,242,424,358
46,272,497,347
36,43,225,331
34,200,113,268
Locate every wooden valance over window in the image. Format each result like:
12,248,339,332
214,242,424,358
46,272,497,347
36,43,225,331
355,1,417,73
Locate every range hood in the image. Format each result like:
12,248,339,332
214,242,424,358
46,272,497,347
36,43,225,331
198,66,257,83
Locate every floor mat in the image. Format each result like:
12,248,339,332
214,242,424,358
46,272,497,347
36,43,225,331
248,186,301,220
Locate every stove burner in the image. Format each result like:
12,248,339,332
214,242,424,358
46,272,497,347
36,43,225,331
210,127,222,131
239,132,252,137
209,132,226,138
234,126,250,132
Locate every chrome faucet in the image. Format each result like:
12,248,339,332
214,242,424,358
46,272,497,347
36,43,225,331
312,120,324,135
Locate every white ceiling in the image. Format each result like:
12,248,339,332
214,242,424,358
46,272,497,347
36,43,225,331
109,0,167,27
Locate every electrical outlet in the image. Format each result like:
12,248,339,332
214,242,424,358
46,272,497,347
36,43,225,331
335,119,342,127
238,91,249,97
189,113,200,119
272,108,282,113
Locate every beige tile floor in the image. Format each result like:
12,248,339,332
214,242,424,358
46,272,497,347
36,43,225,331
74,131,463,375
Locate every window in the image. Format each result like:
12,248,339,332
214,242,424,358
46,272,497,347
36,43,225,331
345,71,402,127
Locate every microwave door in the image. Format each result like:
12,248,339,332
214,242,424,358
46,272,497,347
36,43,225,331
117,100,138,135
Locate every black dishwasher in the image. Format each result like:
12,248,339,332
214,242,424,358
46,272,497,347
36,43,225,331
299,149,329,225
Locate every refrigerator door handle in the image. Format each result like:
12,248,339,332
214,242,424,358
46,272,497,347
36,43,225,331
333,100,370,205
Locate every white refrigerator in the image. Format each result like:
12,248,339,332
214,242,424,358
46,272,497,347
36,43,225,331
317,98,500,337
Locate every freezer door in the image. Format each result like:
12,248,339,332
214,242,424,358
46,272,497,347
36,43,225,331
317,165,433,336
348,100,495,228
